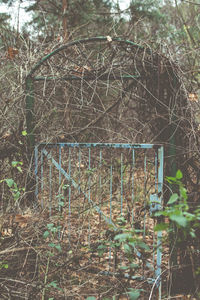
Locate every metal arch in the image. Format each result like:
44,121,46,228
27,36,145,78
25,36,148,148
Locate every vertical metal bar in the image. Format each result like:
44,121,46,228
78,148,81,194
59,145,62,211
131,149,135,226
88,148,91,202
155,150,158,192
68,147,71,242
153,150,158,266
88,148,91,246
34,146,38,202
120,152,123,215
41,149,44,208
99,149,102,223
49,149,52,216
156,146,164,299
143,152,147,239
110,162,113,223
109,160,113,270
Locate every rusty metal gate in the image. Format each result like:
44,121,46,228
35,143,164,298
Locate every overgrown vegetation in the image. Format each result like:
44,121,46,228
0,0,200,299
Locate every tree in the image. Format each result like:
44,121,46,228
24,0,113,40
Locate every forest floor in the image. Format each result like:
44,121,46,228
0,195,197,300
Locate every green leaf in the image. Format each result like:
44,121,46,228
12,161,18,167
97,244,107,250
86,297,96,300
43,231,50,239
114,233,132,241
124,243,132,254
154,223,169,231
130,263,139,269
3,264,8,269
47,281,58,288
170,214,187,227
176,170,183,180
47,223,54,229
22,130,27,136
0,263,8,269
13,191,20,201
180,186,187,200
55,244,62,252
48,243,56,248
5,178,14,187
166,176,177,183
17,166,22,173
137,241,150,251
190,230,196,238
127,289,141,300
119,265,129,270
154,211,165,217
167,193,179,205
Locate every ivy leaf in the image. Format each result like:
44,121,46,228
43,231,50,239
167,193,179,205
47,223,54,230
48,243,56,248
12,161,18,167
47,281,58,288
114,233,132,241
180,186,187,200
154,223,169,231
124,243,132,254
5,178,14,187
22,130,27,136
137,241,150,251
170,214,187,227
127,289,141,300
17,166,23,173
13,191,20,201
176,170,183,179
119,265,129,270
55,244,62,252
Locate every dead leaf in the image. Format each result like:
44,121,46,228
7,47,19,59
188,93,198,102
14,215,29,228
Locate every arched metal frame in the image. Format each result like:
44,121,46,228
25,36,145,149
25,36,178,299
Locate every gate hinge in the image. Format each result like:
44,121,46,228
149,193,162,217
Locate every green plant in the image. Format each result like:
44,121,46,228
154,170,200,239
0,160,24,204
0,178,24,203
96,221,150,292
154,169,200,294
0,261,8,270
43,223,62,252
42,223,63,300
